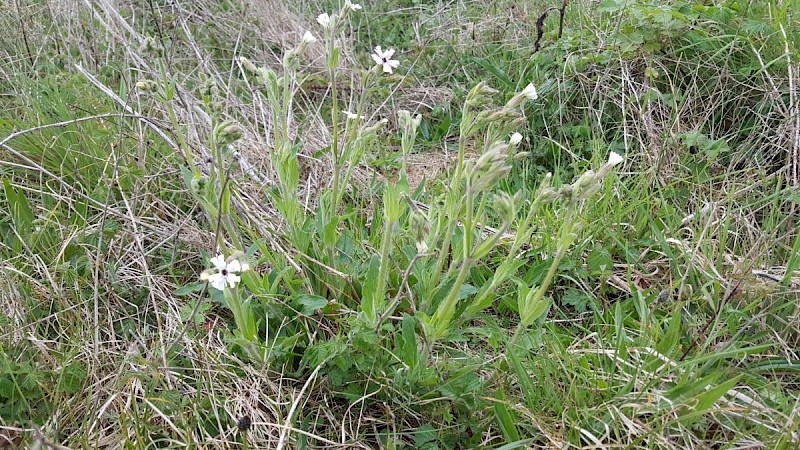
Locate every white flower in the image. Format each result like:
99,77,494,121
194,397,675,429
509,132,523,146
317,13,331,28
201,254,250,291
301,31,317,45
344,0,362,11
607,151,624,166
506,83,539,108
520,83,538,100
343,110,362,120
371,46,400,74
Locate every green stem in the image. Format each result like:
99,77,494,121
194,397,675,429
433,109,471,282
431,182,476,338
374,215,395,323
330,68,341,214
332,72,371,210
432,255,473,339
508,208,576,347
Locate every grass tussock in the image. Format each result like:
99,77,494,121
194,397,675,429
1,0,800,448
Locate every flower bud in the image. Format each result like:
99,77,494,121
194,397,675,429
398,110,422,135
239,57,259,74
135,79,157,92
469,142,512,192
492,191,518,224
484,108,521,125
363,118,389,134
214,121,244,147
190,174,210,197
409,208,430,254
139,36,163,57
466,81,498,107
506,83,538,108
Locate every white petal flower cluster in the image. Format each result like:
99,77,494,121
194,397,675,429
607,151,624,166
343,110,363,120
372,46,400,73
317,13,332,29
506,82,539,108
301,31,317,45
201,254,250,291
519,83,538,101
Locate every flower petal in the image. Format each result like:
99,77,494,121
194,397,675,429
302,31,317,44
607,151,624,166
227,259,241,273
374,46,383,55
382,64,393,73
388,59,400,68
208,273,225,291
371,54,383,65
521,83,538,100
210,254,226,270
226,274,241,288
384,48,396,59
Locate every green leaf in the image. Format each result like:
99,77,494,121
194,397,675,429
469,57,513,88
400,314,419,369
494,440,537,450
561,288,591,314
492,390,520,443
598,0,631,13
2,178,35,241
587,246,613,275
655,305,682,358
456,284,478,301
174,282,206,296
180,300,209,324
293,294,329,316
694,375,740,413
507,347,538,411
58,363,87,394
413,424,437,447
361,256,381,323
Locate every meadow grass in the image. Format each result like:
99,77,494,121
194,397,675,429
1,0,799,448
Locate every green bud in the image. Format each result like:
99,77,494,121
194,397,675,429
492,191,518,224
199,77,218,98
239,57,259,74
135,79,157,92
537,187,559,204
363,118,389,135
484,108,521,125
140,36,163,57
466,81,498,108
409,207,430,254
283,48,300,71
469,142,511,192
214,121,244,147
398,110,422,134
190,174,209,197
